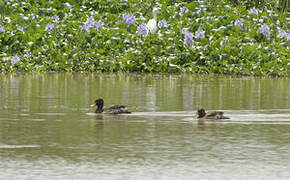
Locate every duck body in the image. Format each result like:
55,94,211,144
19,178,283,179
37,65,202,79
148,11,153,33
197,108,230,119
91,98,131,114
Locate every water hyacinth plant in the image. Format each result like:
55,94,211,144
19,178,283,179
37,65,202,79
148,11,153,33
234,20,243,30
122,13,136,26
17,26,24,32
45,23,54,31
180,6,189,14
277,30,287,38
261,24,270,40
137,23,148,36
248,8,258,15
195,30,205,39
0,25,4,33
158,20,167,28
0,0,288,76
11,55,20,65
184,31,194,45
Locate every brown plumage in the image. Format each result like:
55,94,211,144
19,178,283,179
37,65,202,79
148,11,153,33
90,98,131,114
196,108,230,119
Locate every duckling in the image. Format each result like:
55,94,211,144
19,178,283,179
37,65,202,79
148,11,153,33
196,108,230,119
90,98,131,114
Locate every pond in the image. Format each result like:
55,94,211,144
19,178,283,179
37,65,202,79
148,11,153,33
0,73,290,179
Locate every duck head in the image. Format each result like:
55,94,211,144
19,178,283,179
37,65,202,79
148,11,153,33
197,108,206,118
91,98,104,113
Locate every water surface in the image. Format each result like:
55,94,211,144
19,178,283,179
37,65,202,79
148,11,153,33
0,73,290,180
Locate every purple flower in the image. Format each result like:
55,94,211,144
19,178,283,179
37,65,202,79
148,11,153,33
158,20,167,28
95,20,104,30
122,13,136,26
195,29,205,39
234,20,243,30
45,23,54,31
82,23,91,33
52,15,60,22
287,33,290,41
180,6,188,14
137,23,148,36
261,24,270,40
17,26,24,32
87,16,96,26
249,8,258,15
277,30,287,38
11,55,20,64
0,25,4,32
184,31,194,45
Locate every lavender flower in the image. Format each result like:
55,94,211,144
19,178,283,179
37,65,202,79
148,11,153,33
180,6,188,14
184,31,194,45
45,23,54,31
17,26,24,32
234,20,243,30
249,8,258,15
261,24,270,40
287,33,290,41
11,55,20,64
195,30,205,39
158,20,167,28
52,15,60,22
277,30,287,38
122,13,136,26
87,16,96,26
0,25,4,32
138,23,148,36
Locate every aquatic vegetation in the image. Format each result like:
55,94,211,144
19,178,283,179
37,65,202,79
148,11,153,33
0,0,289,76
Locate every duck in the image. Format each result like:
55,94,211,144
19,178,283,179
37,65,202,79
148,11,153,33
90,98,131,114
196,108,230,119
146,7,160,34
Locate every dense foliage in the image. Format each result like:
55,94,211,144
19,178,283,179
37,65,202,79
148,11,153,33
0,0,289,75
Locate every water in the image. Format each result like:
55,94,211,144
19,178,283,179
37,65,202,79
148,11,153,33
0,73,290,180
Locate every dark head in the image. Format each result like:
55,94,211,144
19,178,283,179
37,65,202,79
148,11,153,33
197,108,206,118
91,98,104,113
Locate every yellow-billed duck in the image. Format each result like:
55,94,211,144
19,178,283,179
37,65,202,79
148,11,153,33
196,108,230,119
90,98,131,114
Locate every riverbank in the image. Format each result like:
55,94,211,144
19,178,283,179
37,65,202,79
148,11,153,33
0,0,289,76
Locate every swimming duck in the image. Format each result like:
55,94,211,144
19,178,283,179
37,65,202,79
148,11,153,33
196,108,230,119
90,98,131,114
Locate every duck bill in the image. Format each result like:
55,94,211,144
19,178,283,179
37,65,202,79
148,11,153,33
90,103,96,107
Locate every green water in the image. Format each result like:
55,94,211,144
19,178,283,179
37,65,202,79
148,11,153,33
0,73,290,180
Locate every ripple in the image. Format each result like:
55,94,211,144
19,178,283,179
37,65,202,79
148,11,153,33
0,144,40,149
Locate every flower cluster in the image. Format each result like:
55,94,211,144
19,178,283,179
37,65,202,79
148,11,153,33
0,25,4,32
261,24,270,40
158,20,167,28
184,30,194,45
277,30,287,38
234,20,243,30
180,6,188,14
122,13,136,26
82,16,104,33
11,55,20,64
52,15,60,22
249,8,258,15
45,23,54,31
195,30,205,39
17,26,24,32
137,23,148,36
